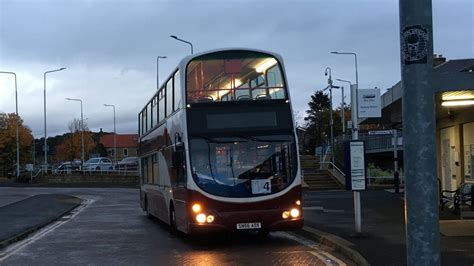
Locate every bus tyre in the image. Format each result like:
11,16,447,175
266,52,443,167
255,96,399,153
170,205,177,234
144,196,152,218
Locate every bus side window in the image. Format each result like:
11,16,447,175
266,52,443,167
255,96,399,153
172,144,186,187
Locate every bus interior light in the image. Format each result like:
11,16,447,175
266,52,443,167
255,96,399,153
192,203,202,213
282,211,290,219
290,208,300,218
255,58,277,73
196,213,206,223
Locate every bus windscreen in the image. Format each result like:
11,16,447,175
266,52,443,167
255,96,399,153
186,51,287,103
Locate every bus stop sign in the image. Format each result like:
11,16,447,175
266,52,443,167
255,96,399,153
344,141,367,191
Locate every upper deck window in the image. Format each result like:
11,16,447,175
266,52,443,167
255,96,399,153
186,51,287,103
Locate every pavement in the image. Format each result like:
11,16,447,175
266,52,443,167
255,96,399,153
0,194,82,248
301,189,474,266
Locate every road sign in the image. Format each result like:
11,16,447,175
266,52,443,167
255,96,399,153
368,130,393,135
344,141,367,191
358,88,381,118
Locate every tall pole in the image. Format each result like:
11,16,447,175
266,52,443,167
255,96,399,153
331,52,361,233
341,86,345,138
170,35,194,54
66,98,84,164
43,68,66,172
400,0,439,264
104,104,116,164
0,71,19,178
324,67,335,167
337,79,352,139
157,56,167,90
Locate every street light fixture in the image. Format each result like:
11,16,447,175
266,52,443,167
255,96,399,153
65,98,84,164
0,71,20,178
323,67,340,168
157,56,167,90
103,104,116,165
170,35,194,54
331,51,362,234
336,78,353,138
43,67,66,172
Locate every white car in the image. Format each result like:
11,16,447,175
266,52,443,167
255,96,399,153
82,157,113,171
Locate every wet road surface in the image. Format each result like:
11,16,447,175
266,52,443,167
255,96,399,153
0,187,351,265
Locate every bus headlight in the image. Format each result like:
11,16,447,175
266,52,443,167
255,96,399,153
296,200,301,206
290,208,300,218
196,213,206,223
192,203,202,213
282,211,290,219
206,215,215,223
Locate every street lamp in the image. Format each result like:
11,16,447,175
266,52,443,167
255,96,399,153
103,104,116,165
65,98,84,164
43,67,66,172
336,78,353,138
0,71,20,178
331,52,359,138
170,35,194,54
157,56,167,90
323,67,340,168
331,51,362,234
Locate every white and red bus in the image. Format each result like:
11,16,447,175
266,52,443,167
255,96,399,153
138,48,302,234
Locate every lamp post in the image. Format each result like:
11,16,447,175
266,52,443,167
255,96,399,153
0,71,19,178
337,78,353,138
331,51,362,234
157,56,167,90
170,35,193,54
65,98,84,164
43,67,66,172
103,104,116,165
323,67,340,168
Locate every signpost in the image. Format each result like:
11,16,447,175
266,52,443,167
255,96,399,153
358,88,381,118
344,141,367,191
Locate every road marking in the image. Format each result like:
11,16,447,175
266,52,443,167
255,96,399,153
303,206,324,210
276,232,347,266
0,199,93,262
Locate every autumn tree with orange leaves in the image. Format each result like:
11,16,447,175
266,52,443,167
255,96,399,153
0,113,34,176
54,118,95,162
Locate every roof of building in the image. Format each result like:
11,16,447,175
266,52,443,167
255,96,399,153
100,134,138,148
434,58,474,74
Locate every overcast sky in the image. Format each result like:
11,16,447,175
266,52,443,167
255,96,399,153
0,0,473,138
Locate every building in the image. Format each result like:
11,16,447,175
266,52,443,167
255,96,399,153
361,55,474,191
100,134,139,162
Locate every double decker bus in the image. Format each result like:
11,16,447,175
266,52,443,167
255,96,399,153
138,48,302,234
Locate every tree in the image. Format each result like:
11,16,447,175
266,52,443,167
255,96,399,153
303,91,343,154
54,119,95,162
0,113,33,175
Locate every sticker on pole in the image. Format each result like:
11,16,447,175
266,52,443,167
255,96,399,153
401,25,429,65
251,179,271,194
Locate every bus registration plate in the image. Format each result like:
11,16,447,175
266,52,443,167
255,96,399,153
236,222,261,230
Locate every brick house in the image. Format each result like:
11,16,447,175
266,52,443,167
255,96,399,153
100,134,138,162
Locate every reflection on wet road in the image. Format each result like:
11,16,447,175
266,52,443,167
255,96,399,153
0,187,349,265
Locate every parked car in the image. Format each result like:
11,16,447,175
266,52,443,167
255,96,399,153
82,157,113,171
116,157,138,171
53,161,74,174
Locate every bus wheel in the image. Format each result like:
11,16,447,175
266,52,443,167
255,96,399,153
144,196,152,218
170,205,177,233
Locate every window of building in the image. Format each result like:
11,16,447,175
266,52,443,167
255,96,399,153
166,79,173,116
123,148,128,157
174,70,181,110
463,122,474,180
